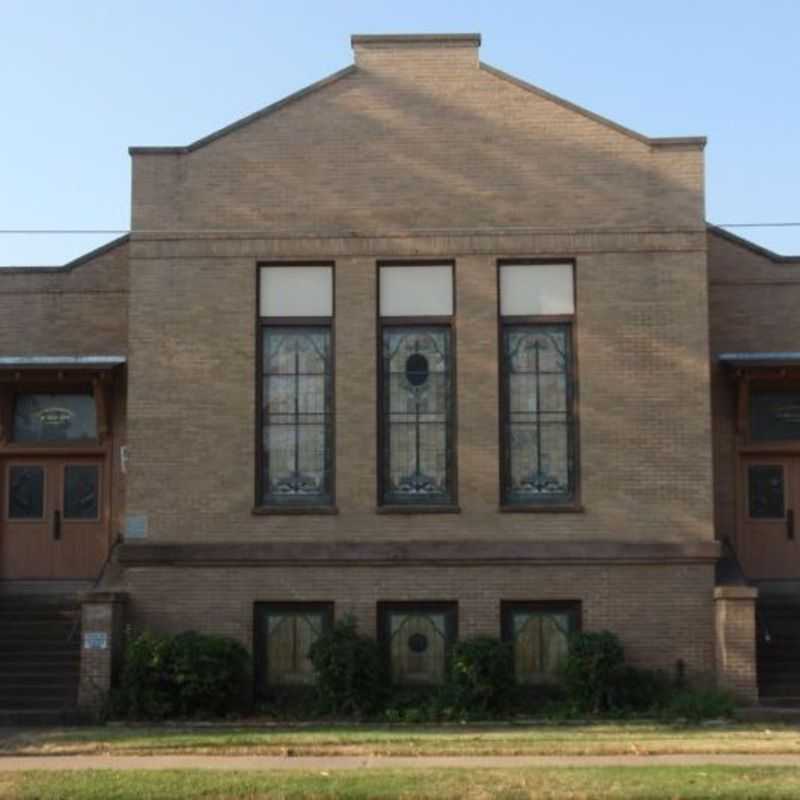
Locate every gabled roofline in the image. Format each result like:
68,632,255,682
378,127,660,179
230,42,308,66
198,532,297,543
128,48,706,158
129,65,357,156
0,234,129,275
480,63,706,149
707,224,800,263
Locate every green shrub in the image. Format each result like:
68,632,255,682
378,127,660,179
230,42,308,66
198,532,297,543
117,628,175,719
309,616,385,717
117,628,250,720
169,630,250,716
563,630,625,713
609,665,673,712
665,686,736,721
449,636,515,715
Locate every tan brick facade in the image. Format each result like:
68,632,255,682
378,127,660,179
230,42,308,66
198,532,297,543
13,33,787,704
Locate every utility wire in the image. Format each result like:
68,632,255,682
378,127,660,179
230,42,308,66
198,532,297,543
1,222,800,234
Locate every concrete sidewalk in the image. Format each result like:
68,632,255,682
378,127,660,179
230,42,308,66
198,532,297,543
2,754,800,771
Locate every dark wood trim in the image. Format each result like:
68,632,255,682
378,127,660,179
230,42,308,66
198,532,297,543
496,259,581,510
253,601,334,697
377,319,458,508
500,600,582,682
377,600,458,688
376,261,458,509
255,262,336,510
118,539,722,567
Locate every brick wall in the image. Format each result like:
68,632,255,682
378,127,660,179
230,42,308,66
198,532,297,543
0,238,129,357
123,562,715,677
707,229,800,545
125,36,713,548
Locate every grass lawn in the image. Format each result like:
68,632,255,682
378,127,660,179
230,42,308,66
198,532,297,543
3,722,800,757
4,766,800,799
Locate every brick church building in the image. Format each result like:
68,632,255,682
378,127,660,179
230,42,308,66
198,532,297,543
1,34,797,717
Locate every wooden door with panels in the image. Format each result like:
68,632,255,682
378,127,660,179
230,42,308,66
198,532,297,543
0,456,107,579
739,456,800,580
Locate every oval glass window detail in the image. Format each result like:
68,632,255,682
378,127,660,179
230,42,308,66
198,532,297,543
405,353,430,387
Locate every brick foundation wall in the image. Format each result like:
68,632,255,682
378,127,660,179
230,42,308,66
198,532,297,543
122,562,715,678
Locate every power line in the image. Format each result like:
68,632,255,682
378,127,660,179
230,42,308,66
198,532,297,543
1,223,800,234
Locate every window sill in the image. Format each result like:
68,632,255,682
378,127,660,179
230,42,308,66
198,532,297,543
252,505,339,516
376,504,461,515
499,503,584,514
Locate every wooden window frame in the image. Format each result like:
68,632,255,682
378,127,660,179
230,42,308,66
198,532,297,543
500,600,582,684
2,382,108,450
5,463,47,522
376,260,458,512
497,259,581,512
255,262,336,514
252,601,334,697
377,600,458,688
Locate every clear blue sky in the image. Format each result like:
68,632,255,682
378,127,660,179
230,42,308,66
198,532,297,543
1,0,798,265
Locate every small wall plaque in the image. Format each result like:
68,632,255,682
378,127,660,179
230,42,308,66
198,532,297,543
125,514,148,539
83,632,108,650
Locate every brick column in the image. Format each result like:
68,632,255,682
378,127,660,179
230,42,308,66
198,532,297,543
78,592,127,716
714,585,758,704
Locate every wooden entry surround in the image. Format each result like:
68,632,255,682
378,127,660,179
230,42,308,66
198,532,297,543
728,360,800,580
0,369,116,581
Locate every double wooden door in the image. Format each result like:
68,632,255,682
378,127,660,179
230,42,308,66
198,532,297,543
0,456,108,579
739,455,800,580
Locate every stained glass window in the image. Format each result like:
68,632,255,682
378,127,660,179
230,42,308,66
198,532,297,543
13,393,97,442
8,466,45,519
502,603,579,684
64,465,100,520
750,390,800,442
748,465,785,519
381,604,456,686
381,327,453,505
256,604,332,689
261,328,332,505
502,324,576,505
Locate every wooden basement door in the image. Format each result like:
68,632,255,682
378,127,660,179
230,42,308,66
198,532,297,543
739,455,800,580
0,456,109,579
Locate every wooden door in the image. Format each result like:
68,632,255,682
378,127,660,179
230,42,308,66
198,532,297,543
0,459,54,579
740,456,800,579
0,457,108,579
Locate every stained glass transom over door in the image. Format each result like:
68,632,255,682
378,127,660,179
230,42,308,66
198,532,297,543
13,393,97,442
262,328,332,505
503,324,575,504
382,327,453,504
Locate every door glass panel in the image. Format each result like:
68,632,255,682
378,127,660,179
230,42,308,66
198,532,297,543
13,394,97,442
63,465,99,519
8,466,45,519
750,390,800,442
748,465,785,519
